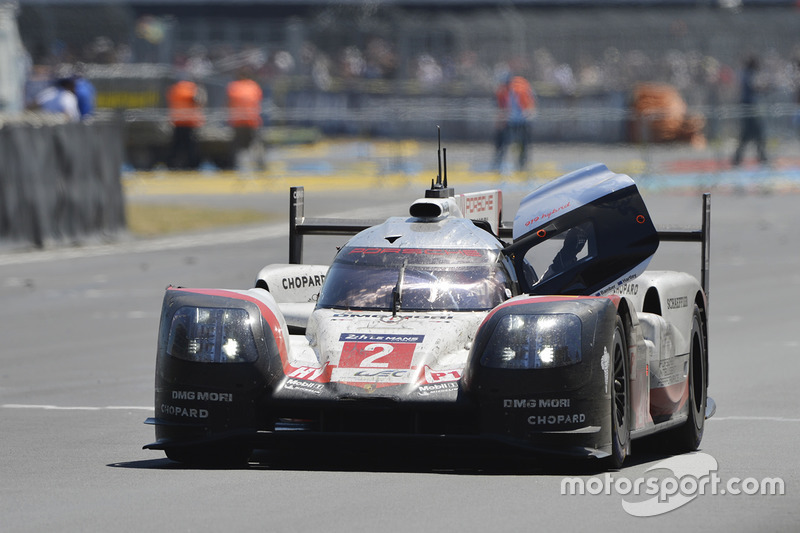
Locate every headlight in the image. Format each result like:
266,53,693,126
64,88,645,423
480,314,582,369
167,306,259,363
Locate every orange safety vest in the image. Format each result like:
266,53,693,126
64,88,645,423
496,76,536,112
167,80,205,127
227,79,263,128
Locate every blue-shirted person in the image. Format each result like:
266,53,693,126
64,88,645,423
72,64,96,120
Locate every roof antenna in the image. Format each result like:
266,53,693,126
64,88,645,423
426,126,454,198
443,147,447,188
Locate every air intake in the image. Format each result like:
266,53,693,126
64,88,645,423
409,200,447,218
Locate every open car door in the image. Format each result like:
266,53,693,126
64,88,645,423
506,164,660,296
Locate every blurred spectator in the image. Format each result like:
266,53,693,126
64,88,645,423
166,76,206,170
493,72,536,172
732,56,768,167
34,76,80,122
416,54,443,87
87,36,117,64
227,69,264,170
629,83,706,147
183,45,213,78
365,38,397,79
72,64,96,120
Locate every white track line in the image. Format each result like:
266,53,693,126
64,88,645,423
710,416,800,422
2,404,153,411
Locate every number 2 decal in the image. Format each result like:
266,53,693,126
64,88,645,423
339,341,416,369
359,343,393,367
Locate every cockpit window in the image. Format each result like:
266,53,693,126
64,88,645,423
521,221,595,287
317,247,511,311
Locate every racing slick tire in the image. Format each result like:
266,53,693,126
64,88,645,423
165,444,252,467
662,304,707,453
606,315,630,469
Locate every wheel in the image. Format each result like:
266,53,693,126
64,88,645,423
663,304,707,452
607,315,630,469
165,443,252,467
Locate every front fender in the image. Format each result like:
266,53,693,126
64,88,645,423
464,296,618,455
151,287,289,443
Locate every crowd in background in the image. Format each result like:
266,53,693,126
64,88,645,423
25,26,800,110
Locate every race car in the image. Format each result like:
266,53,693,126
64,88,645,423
145,158,715,469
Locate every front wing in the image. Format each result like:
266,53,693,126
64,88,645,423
145,288,624,460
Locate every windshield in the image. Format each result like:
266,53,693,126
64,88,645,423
317,247,511,312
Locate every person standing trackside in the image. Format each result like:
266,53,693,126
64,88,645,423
226,69,264,170
167,76,206,170
35,76,80,122
731,56,768,167
72,64,96,121
493,72,536,172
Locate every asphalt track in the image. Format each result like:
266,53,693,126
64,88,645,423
1,142,799,532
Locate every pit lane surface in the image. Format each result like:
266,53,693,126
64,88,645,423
1,185,798,532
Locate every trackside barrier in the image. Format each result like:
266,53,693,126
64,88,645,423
0,117,125,248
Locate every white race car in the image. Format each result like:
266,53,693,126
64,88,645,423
145,158,714,469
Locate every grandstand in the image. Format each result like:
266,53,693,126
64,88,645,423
12,0,800,165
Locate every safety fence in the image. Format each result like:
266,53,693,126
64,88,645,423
0,115,125,248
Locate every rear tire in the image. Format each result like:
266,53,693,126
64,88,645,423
607,315,630,469
663,304,707,452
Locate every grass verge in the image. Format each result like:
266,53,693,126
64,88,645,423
125,203,276,237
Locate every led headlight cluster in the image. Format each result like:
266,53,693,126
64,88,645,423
167,307,259,363
481,314,582,369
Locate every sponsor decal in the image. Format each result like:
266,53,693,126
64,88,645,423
503,398,571,408
601,347,610,394
160,404,209,418
666,296,689,310
288,365,327,381
423,366,461,384
417,381,459,396
462,194,495,214
284,378,324,395
339,333,424,343
330,313,453,323
282,274,325,290
527,413,586,425
650,354,688,388
332,368,412,383
170,390,234,402
595,272,640,297
524,202,571,227
611,283,639,296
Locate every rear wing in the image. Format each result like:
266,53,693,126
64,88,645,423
287,186,710,300
288,186,383,265
288,186,508,262
657,192,711,301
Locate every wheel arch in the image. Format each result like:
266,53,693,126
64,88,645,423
614,296,636,349
642,286,662,315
